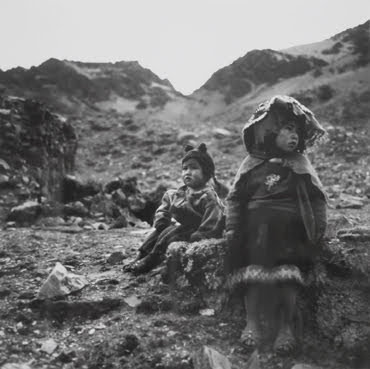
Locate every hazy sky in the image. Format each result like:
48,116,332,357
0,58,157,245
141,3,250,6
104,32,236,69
1,0,369,94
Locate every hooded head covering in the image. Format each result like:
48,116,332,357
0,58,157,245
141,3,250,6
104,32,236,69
182,143,215,181
243,95,326,155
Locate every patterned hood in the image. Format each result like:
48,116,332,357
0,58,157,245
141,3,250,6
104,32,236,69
242,95,326,153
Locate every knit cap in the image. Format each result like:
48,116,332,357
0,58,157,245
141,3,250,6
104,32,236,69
182,143,215,180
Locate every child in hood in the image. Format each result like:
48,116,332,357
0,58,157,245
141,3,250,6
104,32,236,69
125,143,225,275
225,95,327,354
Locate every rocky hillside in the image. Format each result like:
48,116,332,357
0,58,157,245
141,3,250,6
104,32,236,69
0,21,368,186
188,20,370,124
0,96,77,221
0,59,180,114
192,49,327,104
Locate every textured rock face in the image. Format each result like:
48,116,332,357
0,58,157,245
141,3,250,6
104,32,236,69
166,239,227,309
0,96,77,221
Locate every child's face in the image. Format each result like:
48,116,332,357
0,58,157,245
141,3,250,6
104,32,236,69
275,122,299,153
182,159,207,189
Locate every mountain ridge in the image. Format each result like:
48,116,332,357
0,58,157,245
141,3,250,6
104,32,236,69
0,20,369,183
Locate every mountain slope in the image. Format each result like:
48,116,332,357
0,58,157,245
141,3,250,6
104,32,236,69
0,58,181,114
0,21,369,185
189,20,370,126
192,49,327,104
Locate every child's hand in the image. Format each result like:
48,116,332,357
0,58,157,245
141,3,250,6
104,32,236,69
189,232,202,242
225,230,238,245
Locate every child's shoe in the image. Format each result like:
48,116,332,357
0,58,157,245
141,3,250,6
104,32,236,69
273,326,296,355
129,254,161,275
240,324,261,349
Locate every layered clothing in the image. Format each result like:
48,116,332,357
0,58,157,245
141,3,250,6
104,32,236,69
139,185,224,259
225,95,328,287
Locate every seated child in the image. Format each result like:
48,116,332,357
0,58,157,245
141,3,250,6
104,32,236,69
225,95,328,354
125,143,225,275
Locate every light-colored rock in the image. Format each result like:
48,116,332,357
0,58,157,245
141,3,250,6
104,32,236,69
337,226,370,241
336,193,366,209
63,201,89,217
199,308,215,316
7,201,41,224
177,131,197,143
291,364,322,369
1,364,32,369
123,295,141,308
193,345,231,369
213,128,232,138
40,338,58,354
0,159,10,171
91,222,109,230
37,262,88,299
39,216,65,227
0,174,10,185
0,108,11,116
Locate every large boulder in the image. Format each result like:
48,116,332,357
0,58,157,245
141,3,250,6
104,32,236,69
7,200,42,225
165,239,227,310
62,175,100,203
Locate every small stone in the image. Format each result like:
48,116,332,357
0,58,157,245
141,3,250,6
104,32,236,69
177,131,197,144
91,222,108,230
213,128,232,138
37,262,88,299
336,193,365,209
0,109,11,117
56,349,76,363
107,251,126,265
0,174,10,185
7,201,41,224
123,295,141,308
193,345,231,369
94,323,107,330
337,226,370,241
0,288,11,298
116,334,140,356
199,308,215,316
5,222,16,228
1,364,32,369
40,338,58,354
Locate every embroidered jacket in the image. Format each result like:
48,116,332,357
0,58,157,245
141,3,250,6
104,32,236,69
154,185,225,242
226,153,327,245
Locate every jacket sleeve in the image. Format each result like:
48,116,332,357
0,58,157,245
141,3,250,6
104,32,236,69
225,173,248,234
153,191,172,232
311,193,327,243
305,177,327,243
189,192,225,242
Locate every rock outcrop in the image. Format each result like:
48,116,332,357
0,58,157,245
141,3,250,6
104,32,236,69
166,234,370,365
0,95,77,222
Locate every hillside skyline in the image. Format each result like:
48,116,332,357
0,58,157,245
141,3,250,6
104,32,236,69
1,0,369,94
